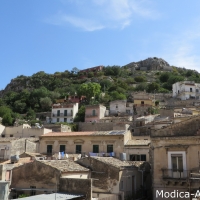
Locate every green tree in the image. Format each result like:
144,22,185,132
30,87,49,109
2,113,13,126
26,108,36,120
110,91,126,100
135,83,148,91
0,106,12,117
134,76,146,82
147,82,160,93
13,100,27,113
159,72,170,83
74,106,85,122
40,97,52,111
78,83,101,101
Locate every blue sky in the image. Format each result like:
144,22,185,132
1,0,200,90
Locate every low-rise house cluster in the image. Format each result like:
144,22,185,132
2,81,200,199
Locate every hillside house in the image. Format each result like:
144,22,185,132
173,81,200,100
85,104,106,122
50,103,79,123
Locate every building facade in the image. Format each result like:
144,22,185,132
85,105,106,122
151,115,200,200
50,103,79,123
39,130,131,159
173,81,200,100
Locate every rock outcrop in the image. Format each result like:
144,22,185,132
124,57,172,71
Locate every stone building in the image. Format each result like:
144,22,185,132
173,81,200,100
0,137,39,161
9,159,91,199
85,104,106,122
77,156,144,200
151,115,200,200
39,130,131,159
50,102,79,123
0,124,52,138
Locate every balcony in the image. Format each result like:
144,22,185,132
52,113,72,117
162,169,190,179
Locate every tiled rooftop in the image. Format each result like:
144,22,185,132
125,139,150,146
38,160,89,172
41,130,126,137
91,157,144,169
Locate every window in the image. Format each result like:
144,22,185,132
76,145,82,154
116,104,118,109
71,110,73,116
64,110,67,116
57,118,59,122
141,101,144,105
1,135,5,138
10,135,13,137
190,88,192,92
64,118,67,122
93,145,99,153
92,109,96,116
107,145,113,153
60,145,65,153
57,110,60,116
126,110,130,114
30,186,36,196
141,155,146,161
167,151,187,178
47,145,52,154
171,155,183,172
130,154,146,161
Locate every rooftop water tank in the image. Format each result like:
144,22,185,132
120,153,127,161
10,155,19,163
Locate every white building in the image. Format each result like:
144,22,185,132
172,81,200,100
109,100,134,115
50,103,79,123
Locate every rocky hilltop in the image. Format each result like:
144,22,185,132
124,57,172,71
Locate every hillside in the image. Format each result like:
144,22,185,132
0,57,200,126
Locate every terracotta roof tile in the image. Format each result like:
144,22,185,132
38,160,89,172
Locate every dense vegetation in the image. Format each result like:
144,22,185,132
0,65,199,126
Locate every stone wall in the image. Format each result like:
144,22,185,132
151,115,200,137
11,138,39,156
59,178,91,200
77,157,119,192
11,160,60,195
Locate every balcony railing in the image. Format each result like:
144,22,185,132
52,113,72,117
162,169,190,179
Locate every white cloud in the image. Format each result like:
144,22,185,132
161,25,200,71
47,0,159,31
62,15,105,31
